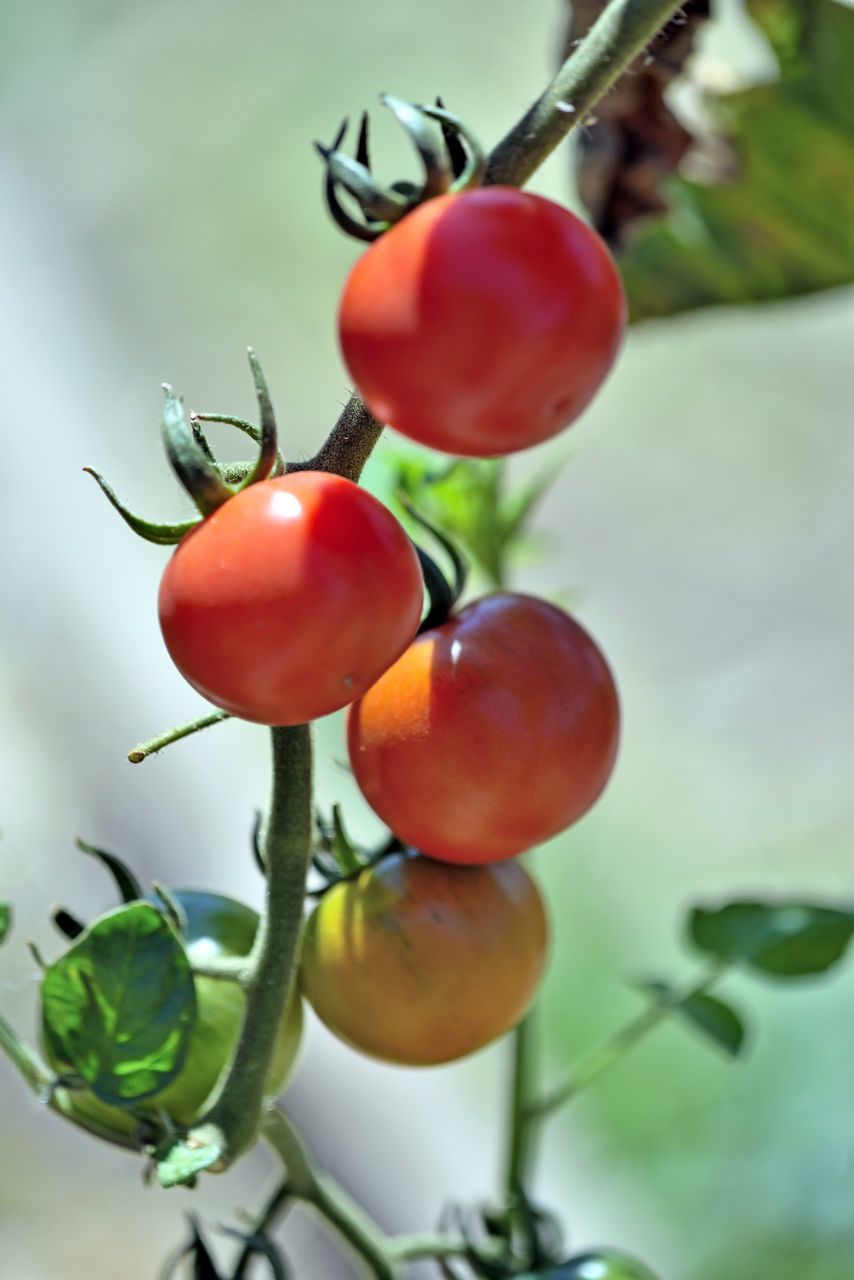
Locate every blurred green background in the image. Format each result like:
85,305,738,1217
2,1,853,1277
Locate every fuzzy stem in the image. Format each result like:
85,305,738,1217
182,725,313,1167
487,0,685,187
527,967,725,1122
263,1110,396,1280
127,710,231,763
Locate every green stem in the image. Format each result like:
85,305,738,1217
0,1013,141,1152
527,968,724,1122
127,709,231,763
504,1010,537,1199
487,0,684,187
263,1110,396,1280
288,396,385,484
385,1233,499,1263
183,725,313,1167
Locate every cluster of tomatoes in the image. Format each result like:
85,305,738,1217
157,183,625,1070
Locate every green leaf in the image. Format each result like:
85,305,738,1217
618,0,854,320
640,980,746,1058
689,901,854,978
0,902,10,944
392,452,561,589
41,902,196,1106
677,992,747,1058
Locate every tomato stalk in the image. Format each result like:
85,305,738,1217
158,724,313,1181
528,964,727,1120
486,0,688,187
127,709,232,764
263,1109,397,1280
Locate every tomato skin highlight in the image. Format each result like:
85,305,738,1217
44,891,303,1140
300,853,548,1066
158,472,423,726
347,593,620,864
338,187,626,458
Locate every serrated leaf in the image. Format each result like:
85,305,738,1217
616,0,854,320
0,902,10,944
41,901,196,1105
689,901,854,978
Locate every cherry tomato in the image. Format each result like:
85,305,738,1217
158,472,423,725
557,1250,660,1280
299,852,548,1065
338,187,625,458
347,593,620,864
44,891,303,1141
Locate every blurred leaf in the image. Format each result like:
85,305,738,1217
392,452,561,589
618,0,854,320
41,902,196,1106
641,980,746,1057
689,901,854,978
0,902,10,944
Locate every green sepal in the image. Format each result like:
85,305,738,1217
0,902,10,945
156,1130,225,1188
234,349,281,492
162,384,234,515
83,468,199,545
51,907,85,941
688,900,854,978
74,836,143,904
41,901,197,1107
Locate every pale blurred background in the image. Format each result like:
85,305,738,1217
2,1,853,1277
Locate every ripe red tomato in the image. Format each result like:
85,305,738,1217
299,852,548,1065
158,472,423,725
347,593,620,864
338,187,625,458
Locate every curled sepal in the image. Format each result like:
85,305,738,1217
51,907,85,941
74,836,143,904
162,384,234,515
318,97,486,243
379,93,452,201
234,349,281,492
159,1215,223,1280
219,1223,290,1279
83,468,199,545
397,493,468,633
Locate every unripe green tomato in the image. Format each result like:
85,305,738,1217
43,891,302,1141
550,1250,661,1280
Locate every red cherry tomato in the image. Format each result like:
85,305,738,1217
347,593,620,864
159,473,423,725
299,852,548,1066
338,187,625,458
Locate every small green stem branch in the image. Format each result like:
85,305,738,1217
264,1110,396,1280
0,1013,141,1151
128,710,232,763
180,725,313,1169
527,967,725,1123
487,0,685,187
504,1010,537,1199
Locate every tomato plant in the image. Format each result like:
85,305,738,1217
158,472,423,725
338,187,625,458
347,592,620,864
299,851,548,1065
43,891,303,1140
